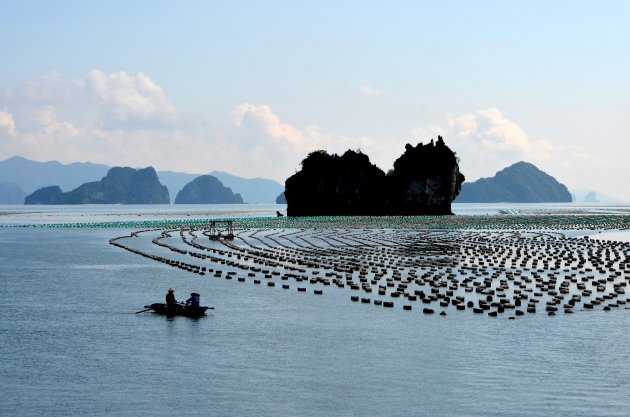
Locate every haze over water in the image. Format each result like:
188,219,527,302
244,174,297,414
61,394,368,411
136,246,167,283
1,204,629,417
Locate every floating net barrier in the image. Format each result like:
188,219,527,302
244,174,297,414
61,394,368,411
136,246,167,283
2,214,630,231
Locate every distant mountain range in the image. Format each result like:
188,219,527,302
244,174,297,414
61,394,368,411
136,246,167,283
0,156,110,195
0,156,284,204
2,156,626,205
0,182,26,204
455,161,572,203
25,167,170,204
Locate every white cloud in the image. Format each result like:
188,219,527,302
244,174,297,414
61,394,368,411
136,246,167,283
11,70,596,191
82,69,176,123
3,70,75,104
31,106,80,138
216,103,410,181
0,70,181,168
0,69,417,183
0,71,364,181
222,103,329,179
232,103,305,145
413,108,592,181
359,84,388,97
3,69,177,130
0,109,16,136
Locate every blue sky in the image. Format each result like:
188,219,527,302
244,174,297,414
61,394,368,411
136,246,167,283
0,1,628,199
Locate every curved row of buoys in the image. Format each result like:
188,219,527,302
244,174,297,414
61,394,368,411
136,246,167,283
109,222,630,318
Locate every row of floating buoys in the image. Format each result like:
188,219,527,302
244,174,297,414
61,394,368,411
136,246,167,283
107,219,630,318
4,211,630,232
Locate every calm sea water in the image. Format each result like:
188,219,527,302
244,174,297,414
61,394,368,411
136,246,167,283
1,205,629,417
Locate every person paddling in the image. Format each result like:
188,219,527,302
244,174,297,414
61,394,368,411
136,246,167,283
186,291,200,307
166,288,178,306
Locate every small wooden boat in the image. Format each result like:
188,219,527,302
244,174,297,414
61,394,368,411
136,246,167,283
144,303,209,317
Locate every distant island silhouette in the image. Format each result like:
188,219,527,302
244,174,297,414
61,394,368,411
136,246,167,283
24,166,170,204
174,175,244,204
455,161,572,203
0,156,284,204
284,136,465,216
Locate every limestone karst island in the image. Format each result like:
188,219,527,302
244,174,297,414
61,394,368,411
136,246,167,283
284,136,465,216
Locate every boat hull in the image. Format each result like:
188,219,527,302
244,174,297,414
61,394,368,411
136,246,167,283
146,303,209,317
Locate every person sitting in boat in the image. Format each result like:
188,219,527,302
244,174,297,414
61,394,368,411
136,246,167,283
165,288,178,306
186,291,200,307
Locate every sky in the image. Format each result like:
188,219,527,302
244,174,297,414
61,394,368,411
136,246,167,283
0,1,628,199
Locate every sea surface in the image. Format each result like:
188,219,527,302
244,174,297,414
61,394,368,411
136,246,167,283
1,204,629,417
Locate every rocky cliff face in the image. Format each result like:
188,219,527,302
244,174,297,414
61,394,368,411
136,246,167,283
24,167,170,204
285,150,386,216
385,137,465,214
174,175,243,204
284,136,464,216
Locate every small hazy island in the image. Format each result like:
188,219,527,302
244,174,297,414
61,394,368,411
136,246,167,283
275,192,286,204
455,161,571,203
174,175,244,204
0,182,26,204
24,166,170,204
284,136,465,216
